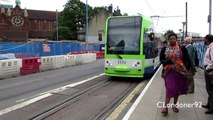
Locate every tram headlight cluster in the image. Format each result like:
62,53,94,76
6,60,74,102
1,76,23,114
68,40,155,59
132,61,141,68
105,60,113,66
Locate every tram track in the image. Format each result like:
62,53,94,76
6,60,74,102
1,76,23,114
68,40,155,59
93,80,138,120
40,78,141,120
30,79,110,120
0,75,147,120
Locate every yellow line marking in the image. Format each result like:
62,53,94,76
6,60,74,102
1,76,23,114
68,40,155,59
106,80,145,120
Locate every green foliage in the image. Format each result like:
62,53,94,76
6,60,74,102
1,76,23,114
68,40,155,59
123,13,128,16
58,0,92,40
52,27,74,40
56,0,112,40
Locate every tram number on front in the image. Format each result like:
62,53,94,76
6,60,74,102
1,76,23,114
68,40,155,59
118,60,126,64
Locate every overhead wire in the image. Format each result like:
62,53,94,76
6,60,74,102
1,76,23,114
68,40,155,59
157,0,185,32
162,0,174,15
147,0,186,33
144,0,159,32
144,0,155,15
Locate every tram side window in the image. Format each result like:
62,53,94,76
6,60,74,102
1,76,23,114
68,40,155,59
143,33,158,59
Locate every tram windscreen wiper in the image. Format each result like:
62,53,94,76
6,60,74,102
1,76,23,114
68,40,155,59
116,54,123,59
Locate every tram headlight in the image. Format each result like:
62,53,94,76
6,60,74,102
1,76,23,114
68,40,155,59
105,60,113,66
132,61,141,68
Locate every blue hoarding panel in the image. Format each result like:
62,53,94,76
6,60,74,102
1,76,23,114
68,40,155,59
0,41,100,57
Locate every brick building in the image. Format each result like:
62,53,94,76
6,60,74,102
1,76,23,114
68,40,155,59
0,4,57,42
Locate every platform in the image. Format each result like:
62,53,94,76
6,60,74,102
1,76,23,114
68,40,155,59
123,66,213,120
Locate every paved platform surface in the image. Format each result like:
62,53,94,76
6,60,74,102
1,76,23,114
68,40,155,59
123,66,213,120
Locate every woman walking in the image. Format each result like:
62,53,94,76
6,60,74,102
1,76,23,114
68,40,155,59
160,33,191,115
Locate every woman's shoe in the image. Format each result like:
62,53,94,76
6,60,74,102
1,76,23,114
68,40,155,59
202,104,210,109
205,109,213,114
161,108,168,115
172,106,179,113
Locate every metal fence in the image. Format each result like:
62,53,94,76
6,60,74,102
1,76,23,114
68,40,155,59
0,41,206,68
0,41,101,58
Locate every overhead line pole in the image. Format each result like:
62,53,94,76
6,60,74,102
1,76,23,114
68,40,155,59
56,9,58,41
86,0,89,51
209,0,212,34
185,2,188,37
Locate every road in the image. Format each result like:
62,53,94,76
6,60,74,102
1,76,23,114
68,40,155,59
0,60,104,114
0,59,148,120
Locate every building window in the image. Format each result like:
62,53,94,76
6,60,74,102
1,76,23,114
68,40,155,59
35,20,38,30
29,21,32,30
0,19,4,24
38,21,41,31
42,20,45,30
48,21,51,31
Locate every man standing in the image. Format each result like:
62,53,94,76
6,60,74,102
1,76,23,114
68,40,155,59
203,34,213,114
184,37,196,93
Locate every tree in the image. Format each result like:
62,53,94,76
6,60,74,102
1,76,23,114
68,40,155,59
57,0,93,40
52,27,73,40
54,0,119,41
123,13,128,16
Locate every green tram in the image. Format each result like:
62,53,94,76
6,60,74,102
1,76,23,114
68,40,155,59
104,15,160,78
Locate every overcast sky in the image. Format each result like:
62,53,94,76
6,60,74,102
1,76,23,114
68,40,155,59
0,0,210,36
